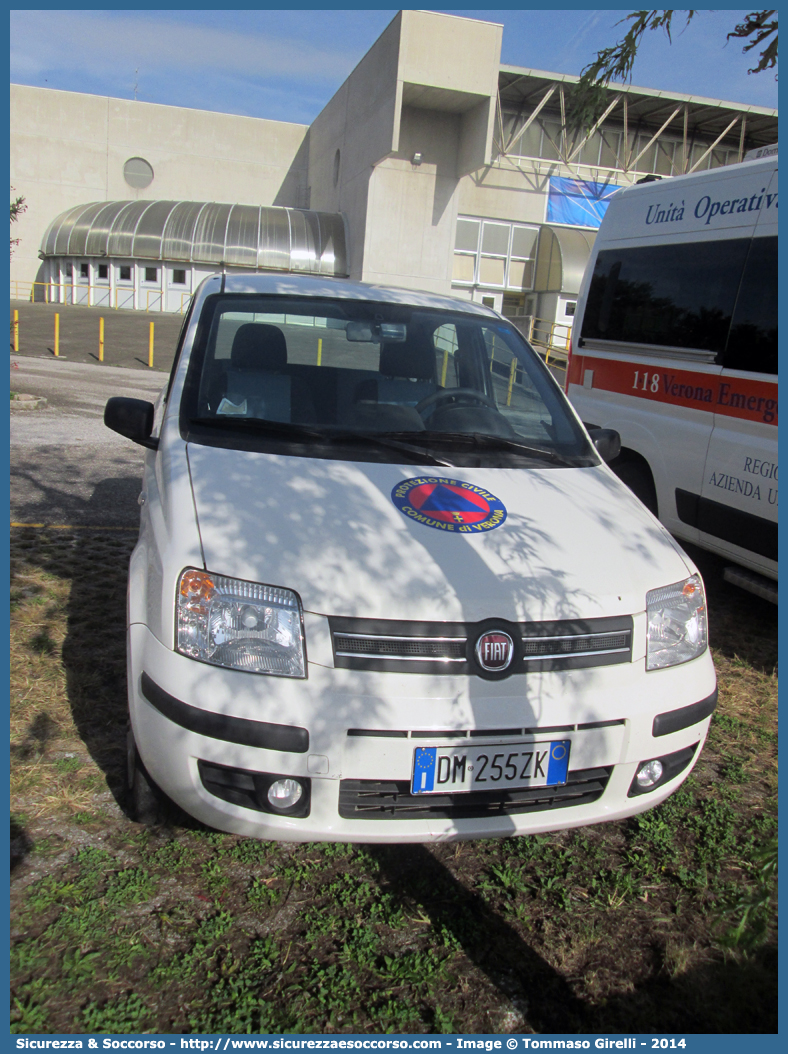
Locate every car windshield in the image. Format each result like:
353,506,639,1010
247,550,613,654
180,294,595,466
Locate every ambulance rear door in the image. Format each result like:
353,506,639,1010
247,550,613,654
695,165,778,578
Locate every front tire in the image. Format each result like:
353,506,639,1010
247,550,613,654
611,458,658,517
126,727,164,825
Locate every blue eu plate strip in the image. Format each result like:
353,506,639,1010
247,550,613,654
547,740,571,785
412,747,436,793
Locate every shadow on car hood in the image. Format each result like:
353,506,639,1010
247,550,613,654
186,445,691,623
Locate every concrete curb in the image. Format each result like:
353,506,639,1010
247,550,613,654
11,393,48,410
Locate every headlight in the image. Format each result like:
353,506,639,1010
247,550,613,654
176,569,306,678
646,574,708,671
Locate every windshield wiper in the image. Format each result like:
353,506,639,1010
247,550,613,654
188,417,453,466
419,431,587,467
325,430,454,467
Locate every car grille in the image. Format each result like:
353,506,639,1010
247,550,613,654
334,633,466,662
329,615,632,673
521,631,630,658
338,766,612,820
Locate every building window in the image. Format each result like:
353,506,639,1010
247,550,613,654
453,218,480,284
452,254,476,283
481,222,509,256
98,263,108,280
508,226,538,291
123,156,154,189
119,265,132,282
599,128,622,169
478,221,509,288
80,263,89,279
478,256,505,286
539,119,563,162
172,269,187,285
144,267,158,283
565,301,577,317
453,217,539,292
455,218,480,252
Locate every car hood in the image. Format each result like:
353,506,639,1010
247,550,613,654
186,445,692,623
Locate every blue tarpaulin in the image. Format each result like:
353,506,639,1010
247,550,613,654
547,176,621,227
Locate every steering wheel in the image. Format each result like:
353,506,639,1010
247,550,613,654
416,388,498,417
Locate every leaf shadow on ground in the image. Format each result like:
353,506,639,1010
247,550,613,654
10,475,143,811
371,842,778,1033
370,842,588,1032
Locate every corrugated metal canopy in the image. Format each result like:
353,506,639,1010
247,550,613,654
40,201,348,277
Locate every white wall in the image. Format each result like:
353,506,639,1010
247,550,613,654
10,84,309,286
307,10,502,291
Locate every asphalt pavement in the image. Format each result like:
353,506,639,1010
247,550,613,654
11,300,183,372
11,356,166,528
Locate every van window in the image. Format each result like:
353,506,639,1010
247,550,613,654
724,236,777,375
581,239,751,355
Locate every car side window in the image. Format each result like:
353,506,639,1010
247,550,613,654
432,324,460,388
482,326,560,443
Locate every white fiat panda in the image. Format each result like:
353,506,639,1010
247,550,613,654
105,273,717,843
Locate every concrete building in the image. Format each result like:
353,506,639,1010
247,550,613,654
10,9,778,336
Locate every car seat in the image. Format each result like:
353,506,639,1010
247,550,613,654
211,323,298,423
345,338,436,431
376,339,437,407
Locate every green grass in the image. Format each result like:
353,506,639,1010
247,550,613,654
10,528,779,1034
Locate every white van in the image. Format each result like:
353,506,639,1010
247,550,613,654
567,155,777,601
106,273,716,843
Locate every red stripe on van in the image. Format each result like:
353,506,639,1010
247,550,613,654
569,355,778,426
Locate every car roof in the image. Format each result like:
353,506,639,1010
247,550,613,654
203,272,501,318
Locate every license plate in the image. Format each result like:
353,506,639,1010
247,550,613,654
411,740,570,795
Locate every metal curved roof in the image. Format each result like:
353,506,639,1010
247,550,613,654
534,225,596,295
40,201,349,277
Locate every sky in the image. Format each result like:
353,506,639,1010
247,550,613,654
9,7,778,127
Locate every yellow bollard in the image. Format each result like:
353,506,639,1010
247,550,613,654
148,322,154,368
441,348,449,387
99,317,104,362
13,309,19,352
317,337,322,366
54,313,60,357
507,357,517,406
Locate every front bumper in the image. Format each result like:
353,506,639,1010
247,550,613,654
128,623,717,843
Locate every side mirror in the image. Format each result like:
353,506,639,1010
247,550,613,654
588,427,621,463
104,397,158,450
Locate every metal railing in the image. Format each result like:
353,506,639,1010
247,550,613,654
10,281,191,314
507,315,570,370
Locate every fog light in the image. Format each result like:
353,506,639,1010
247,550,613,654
267,778,303,810
635,759,664,789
